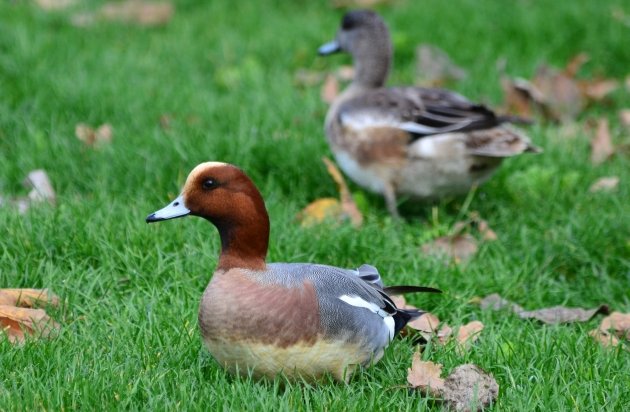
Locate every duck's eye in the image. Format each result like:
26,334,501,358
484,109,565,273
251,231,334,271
202,179,217,190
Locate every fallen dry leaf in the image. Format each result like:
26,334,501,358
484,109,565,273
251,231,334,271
619,109,630,130
500,54,618,123
407,352,445,396
589,329,621,349
589,176,620,193
600,312,630,340
479,293,524,313
519,305,609,324
533,65,584,122
480,293,609,324
75,123,113,147
415,44,467,87
422,234,478,264
436,324,454,344
590,118,614,165
320,74,339,104
443,364,499,412
73,0,174,27
0,289,59,307
25,169,56,204
408,312,440,338
296,198,342,227
456,321,484,352
35,0,76,10
0,305,59,344
579,78,619,102
500,76,543,120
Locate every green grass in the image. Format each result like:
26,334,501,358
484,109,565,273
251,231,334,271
1,0,629,410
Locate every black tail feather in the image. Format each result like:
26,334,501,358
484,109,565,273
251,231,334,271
393,309,424,335
383,285,442,296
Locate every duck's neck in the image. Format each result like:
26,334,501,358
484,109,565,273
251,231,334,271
351,47,391,90
213,211,269,272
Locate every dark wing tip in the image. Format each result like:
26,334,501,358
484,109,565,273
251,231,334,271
383,285,442,296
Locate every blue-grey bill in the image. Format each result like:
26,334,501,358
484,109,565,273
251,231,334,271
318,40,341,55
146,194,190,223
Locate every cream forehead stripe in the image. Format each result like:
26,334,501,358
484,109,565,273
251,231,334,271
185,162,230,185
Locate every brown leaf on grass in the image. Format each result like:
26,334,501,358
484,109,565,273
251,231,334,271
336,65,355,81
456,321,484,352
590,118,614,165
415,44,467,87
479,293,609,324
499,76,543,120
619,109,630,130
422,234,478,264
0,289,59,308
442,364,499,412
294,69,324,87
35,0,76,10
579,78,620,102
600,312,630,340
519,305,609,324
0,305,59,344
408,312,440,335
320,74,339,104
589,176,620,193
75,123,113,147
532,65,584,122
589,329,621,349
25,170,56,205
297,159,363,227
479,293,524,313
500,54,618,123
407,352,445,395
436,324,454,344
73,1,174,27
296,198,342,227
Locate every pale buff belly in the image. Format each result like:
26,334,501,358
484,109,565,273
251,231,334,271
334,138,502,199
202,336,377,382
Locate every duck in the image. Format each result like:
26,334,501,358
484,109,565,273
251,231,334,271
146,162,440,382
318,10,540,217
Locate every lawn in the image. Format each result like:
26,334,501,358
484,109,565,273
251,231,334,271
1,0,629,410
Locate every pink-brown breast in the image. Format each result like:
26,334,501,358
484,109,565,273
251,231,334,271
198,269,372,381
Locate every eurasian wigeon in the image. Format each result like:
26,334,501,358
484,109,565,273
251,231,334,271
146,162,440,381
319,10,540,217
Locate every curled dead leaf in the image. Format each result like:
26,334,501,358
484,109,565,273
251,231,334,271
443,364,499,412
589,176,619,193
322,157,363,227
0,289,59,308
0,305,59,344
589,329,621,349
407,352,445,396
25,170,56,205
75,123,113,147
456,321,484,353
321,74,339,104
590,118,614,165
422,234,478,264
600,312,630,340
480,293,609,324
296,198,342,227
415,44,467,87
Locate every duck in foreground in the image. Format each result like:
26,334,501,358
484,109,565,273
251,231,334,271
146,162,440,382
319,10,540,217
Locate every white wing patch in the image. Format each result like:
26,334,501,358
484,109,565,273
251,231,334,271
338,295,395,341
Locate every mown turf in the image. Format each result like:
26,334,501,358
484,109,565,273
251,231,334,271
1,0,629,410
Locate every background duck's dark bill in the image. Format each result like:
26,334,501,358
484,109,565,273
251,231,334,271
145,195,190,223
318,40,341,55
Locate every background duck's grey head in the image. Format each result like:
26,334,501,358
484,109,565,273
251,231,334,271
319,10,392,88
